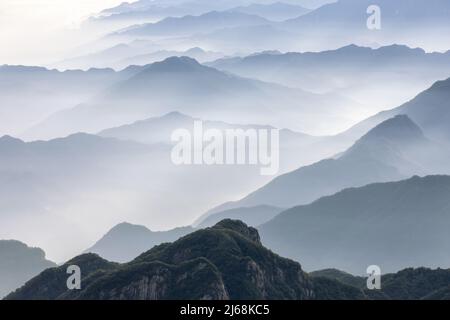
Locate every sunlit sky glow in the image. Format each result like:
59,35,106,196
0,0,137,65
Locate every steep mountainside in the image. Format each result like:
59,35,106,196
343,77,450,145
209,115,440,211
7,220,319,300
260,175,450,273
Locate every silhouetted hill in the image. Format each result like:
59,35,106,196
0,240,56,298
85,222,194,263
7,220,318,300
260,175,450,273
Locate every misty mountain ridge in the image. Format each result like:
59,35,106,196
85,204,283,263
85,222,194,263
26,56,361,139
0,65,140,137
228,2,311,21
342,76,450,145
260,175,450,273
210,44,450,110
91,1,311,30
206,114,440,211
113,11,271,38
279,0,450,52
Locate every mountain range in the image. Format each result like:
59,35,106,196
27,56,361,139
0,65,138,137
343,77,450,145
112,11,271,38
84,205,283,263
260,175,450,273
205,114,446,212
0,133,169,261
210,44,450,111
98,111,331,171
85,222,194,263
91,1,311,30
203,75,450,214
278,0,450,52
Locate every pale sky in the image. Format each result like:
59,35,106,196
0,0,137,65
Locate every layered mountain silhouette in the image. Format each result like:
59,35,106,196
344,77,450,145
116,47,224,69
210,44,450,110
279,0,450,52
228,3,311,21
85,205,283,263
0,65,139,137
113,11,270,38
7,220,320,300
28,57,359,138
98,111,331,172
259,175,450,273
207,115,439,212
0,240,56,298
93,0,313,27
85,223,194,263
0,133,169,261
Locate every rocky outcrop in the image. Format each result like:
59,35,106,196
6,220,315,300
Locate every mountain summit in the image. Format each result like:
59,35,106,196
7,220,317,300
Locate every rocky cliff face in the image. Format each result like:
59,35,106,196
6,220,316,300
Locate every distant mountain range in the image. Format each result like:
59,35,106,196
343,77,450,145
113,11,270,38
2,117,325,261
91,1,311,29
278,0,450,52
117,47,225,69
228,3,311,21
210,44,450,110
206,114,446,212
82,204,284,263
83,0,450,65
0,240,56,298
0,65,138,137
260,175,450,273
27,56,360,139
98,111,332,172
205,76,450,213
0,133,169,261
58,44,227,70
85,223,194,263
